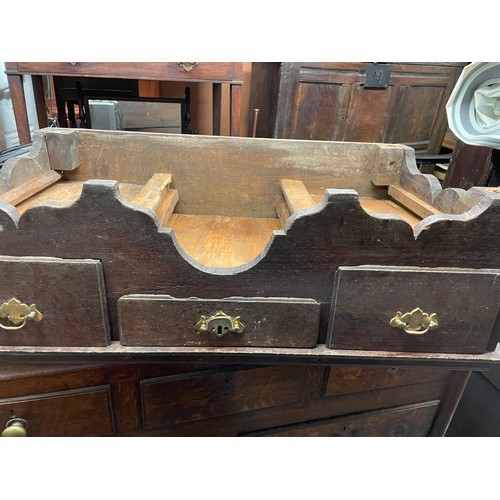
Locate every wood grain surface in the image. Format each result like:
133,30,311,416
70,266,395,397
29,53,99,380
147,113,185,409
2,177,500,348
0,256,110,346
242,400,440,437
118,295,320,347
167,214,280,267
12,62,244,83
0,385,114,436
1,129,500,356
327,266,500,353
140,365,306,429
60,129,408,217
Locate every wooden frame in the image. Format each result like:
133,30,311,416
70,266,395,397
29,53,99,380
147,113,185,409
0,128,499,369
4,62,244,143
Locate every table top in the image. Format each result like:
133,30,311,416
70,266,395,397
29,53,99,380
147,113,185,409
4,62,245,84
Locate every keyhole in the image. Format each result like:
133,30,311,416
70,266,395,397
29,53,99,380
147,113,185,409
214,325,230,335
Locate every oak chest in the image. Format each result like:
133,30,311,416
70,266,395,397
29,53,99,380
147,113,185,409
0,128,499,436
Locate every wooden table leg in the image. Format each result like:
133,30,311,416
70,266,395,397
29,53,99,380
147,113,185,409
32,75,48,129
6,73,31,144
212,83,222,135
443,139,493,189
230,83,242,136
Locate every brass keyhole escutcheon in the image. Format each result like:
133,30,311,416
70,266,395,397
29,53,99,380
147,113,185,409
196,311,245,338
390,307,438,335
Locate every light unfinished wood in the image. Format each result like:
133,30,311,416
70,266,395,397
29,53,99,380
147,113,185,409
275,198,291,227
129,173,172,210
0,170,61,206
280,179,317,213
388,185,442,219
14,177,179,225
57,129,408,218
11,128,498,223
309,194,421,227
166,213,281,268
115,183,142,201
15,180,84,214
125,172,179,224
155,189,179,226
359,198,421,227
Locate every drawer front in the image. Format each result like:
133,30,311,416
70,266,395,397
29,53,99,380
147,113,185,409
15,62,243,82
141,366,305,429
327,265,500,353
0,386,114,437
0,256,110,346
324,366,448,397
118,295,320,347
243,400,440,437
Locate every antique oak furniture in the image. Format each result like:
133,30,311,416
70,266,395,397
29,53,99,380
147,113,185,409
248,62,466,154
4,62,244,143
0,128,499,436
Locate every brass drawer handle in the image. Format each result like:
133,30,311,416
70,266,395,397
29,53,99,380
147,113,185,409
195,311,245,338
390,307,438,335
2,418,28,437
0,298,43,331
177,62,198,72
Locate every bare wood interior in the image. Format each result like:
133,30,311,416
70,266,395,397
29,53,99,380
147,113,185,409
1,128,499,269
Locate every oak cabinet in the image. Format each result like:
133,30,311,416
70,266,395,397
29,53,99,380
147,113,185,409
248,62,466,153
0,363,466,437
1,128,499,436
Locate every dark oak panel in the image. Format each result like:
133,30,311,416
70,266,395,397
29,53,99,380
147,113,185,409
140,365,305,429
0,362,462,436
342,86,393,142
133,375,450,436
327,266,500,353
249,62,465,154
119,295,320,347
324,366,448,397
0,256,110,346
0,386,114,436
243,401,440,437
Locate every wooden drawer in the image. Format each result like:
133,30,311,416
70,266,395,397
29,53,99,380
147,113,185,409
118,295,320,347
327,266,500,353
140,365,305,429
0,386,114,436
243,400,440,436
324,366,448,397
15,62,243,82
0,256,110,346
